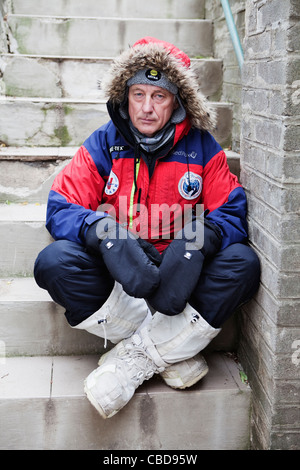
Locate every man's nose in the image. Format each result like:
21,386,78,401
142,96,154,113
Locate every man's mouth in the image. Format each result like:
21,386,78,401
141,118,155,124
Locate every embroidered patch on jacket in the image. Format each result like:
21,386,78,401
178,172,202,200
105,171,119,195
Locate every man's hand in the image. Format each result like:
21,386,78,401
86,217,160,298
147,218,222,315
147,237,204,316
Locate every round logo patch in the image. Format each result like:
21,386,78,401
178,172,202,200
145,69,161,82
105,171,119,195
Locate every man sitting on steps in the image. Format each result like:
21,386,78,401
34,37,260,418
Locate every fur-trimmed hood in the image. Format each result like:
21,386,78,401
101,37,216,132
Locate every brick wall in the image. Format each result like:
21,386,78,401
239,0,300,449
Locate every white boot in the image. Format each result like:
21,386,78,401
84,304,220,418
143,304,220,364
84,333,166,418
160,354,209,389
94,333,207,390
72,282,150,346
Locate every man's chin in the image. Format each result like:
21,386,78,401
137,122,158,137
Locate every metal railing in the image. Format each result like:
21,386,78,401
220,0,244,70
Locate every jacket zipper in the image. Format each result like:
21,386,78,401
129,158,141,229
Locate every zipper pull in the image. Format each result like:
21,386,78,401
137,188,142,213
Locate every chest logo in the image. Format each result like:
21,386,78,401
178,172,202,200
105,171,119,195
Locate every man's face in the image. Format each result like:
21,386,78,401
128,84,178,137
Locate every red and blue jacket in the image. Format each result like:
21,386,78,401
46,115,248,254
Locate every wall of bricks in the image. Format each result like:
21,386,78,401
238,0,300,449
205,0,246,152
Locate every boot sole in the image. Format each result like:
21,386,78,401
163,365,209,389
84,379,109,419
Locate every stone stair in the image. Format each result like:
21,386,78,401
0,0,248,450
0,352,250,450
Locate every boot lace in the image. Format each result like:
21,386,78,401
116,335,164,386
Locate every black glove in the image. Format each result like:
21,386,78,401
137,238,162,267
85,217,160,298
147,217,222,315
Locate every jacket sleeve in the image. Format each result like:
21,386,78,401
46,143,109,245
200,135,248,250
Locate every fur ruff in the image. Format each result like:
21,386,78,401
100,42,216,132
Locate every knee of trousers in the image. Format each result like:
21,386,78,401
229,243,261,295
34,240,88,289
224,243,260,277
141,304,221,367
73,282,151,345
209,243,261,291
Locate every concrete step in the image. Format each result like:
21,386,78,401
0,277,105,356
0,150,72,204
0,352,251,450
0,203,51,277
0,96,108,147
0,149,240,204
8,0,205,19
0,54,223,100
0,276,239,357
0,96,232,147
5,15,213,58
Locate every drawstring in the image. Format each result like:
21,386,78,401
186,150,192,192
134,148,140,193
98,318,108,348
136,188,142,213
